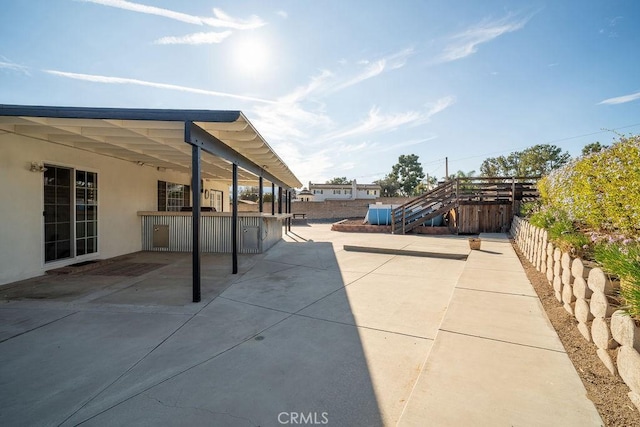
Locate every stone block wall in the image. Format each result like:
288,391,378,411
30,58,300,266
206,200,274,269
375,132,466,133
236,198,412,220
511,216,640,413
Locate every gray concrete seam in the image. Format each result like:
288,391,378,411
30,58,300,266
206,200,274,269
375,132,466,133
293,312,436,341
455,286,541,298
61,270,251,425
395,262,462,424
71,309,297,426
0,310,78,344
438,329,567,354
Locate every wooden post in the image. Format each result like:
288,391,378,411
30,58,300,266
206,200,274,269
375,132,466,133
391,209,395,234
455,178,460,235
511,176,516,215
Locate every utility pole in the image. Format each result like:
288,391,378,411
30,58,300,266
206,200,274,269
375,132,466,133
445,157,449,180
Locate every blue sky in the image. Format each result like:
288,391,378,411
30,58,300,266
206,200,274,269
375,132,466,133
1,0,639,187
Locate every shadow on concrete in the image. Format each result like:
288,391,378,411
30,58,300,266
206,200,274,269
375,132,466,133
284,230,309,242
344,244,468,261
477,249,503,255
0,240,385,426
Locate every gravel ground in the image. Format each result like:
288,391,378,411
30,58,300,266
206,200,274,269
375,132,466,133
513,242,640,427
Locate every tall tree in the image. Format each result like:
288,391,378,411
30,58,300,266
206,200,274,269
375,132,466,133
375,174,401,197
390,154,425,196
326,177,351,184
581,142,608,156
480,144,570,177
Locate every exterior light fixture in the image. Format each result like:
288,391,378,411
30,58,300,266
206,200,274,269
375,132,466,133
29,162,47,172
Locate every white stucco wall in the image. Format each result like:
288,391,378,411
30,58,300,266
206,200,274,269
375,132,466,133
0,133,229,285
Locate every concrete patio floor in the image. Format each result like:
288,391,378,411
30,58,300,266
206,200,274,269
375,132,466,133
0,225,603,426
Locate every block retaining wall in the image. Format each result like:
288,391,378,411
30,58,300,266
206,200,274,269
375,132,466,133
511,216,640,413
237,198,412,220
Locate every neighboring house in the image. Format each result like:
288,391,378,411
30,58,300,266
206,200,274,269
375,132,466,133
305,180,381,202
0,105,301,287
297,187,314,202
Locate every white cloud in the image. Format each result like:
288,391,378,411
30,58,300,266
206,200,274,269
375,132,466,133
272,141,334,184
277,10,288,19
251,100,333,142
332,60,386,92
339,142,369,153
201,8,266,30
439,14,530,62
598,91,640,105
79,1,265,29
154,31,232,45
325,107,421,141
427,95,456,116
0,58,30,75
325,96,455,141
279,70,334,103
44,69,276,104
371,136,439,153
331,48,414,93
78,0,202,24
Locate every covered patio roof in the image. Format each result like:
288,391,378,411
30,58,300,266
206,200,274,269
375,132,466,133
0,104,302,189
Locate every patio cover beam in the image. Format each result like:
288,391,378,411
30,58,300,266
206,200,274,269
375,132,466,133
184,121,290,190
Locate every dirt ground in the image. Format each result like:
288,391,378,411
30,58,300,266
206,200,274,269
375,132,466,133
512,242,640,427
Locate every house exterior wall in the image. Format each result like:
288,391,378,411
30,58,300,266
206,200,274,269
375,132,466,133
0,132,228,285
307,181,381,202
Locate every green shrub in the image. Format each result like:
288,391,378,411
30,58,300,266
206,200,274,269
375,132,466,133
529,205,565,229
528,206,589,255
594,242,640,317
520,201,541,218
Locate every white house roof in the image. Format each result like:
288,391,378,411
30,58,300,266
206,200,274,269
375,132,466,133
0,105,302,188
309,182,381,189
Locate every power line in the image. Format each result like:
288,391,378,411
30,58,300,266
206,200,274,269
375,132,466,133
450,122,640,163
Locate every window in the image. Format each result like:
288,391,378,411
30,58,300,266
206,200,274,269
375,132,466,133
158,181,190,211
75,170,98,256
345,189,352,195
333,189,341,194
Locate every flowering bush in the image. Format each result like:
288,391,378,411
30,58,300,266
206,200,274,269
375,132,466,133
538,136,640,237
536,135,640,317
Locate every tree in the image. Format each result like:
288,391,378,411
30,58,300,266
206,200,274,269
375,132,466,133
415,175,438,193
375,174,401,197
454,170,476,178
480,144,570,177
581,142,608,156
262,193,274,203
239,186,259,202
326,177,351,184
390,154,425,196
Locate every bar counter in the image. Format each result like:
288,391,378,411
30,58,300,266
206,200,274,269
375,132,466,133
138,211,291,254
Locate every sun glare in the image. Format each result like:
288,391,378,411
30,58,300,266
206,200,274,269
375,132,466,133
233,37,270,77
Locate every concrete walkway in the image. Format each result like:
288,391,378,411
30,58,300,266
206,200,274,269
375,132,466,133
398,233,603,426
0,226,602,426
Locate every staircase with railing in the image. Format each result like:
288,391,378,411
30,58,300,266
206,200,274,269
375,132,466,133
391,177,538,234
